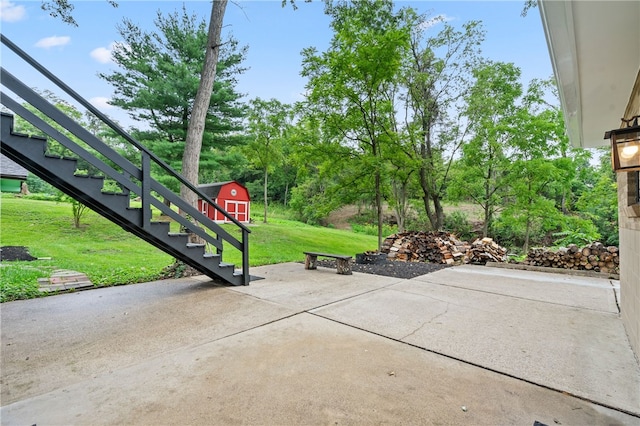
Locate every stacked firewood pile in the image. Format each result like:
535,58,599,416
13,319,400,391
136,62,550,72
381,231,507,265
467,237,508,264
523,242,620,274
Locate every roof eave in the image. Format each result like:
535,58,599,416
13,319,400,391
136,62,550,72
538,0,640,149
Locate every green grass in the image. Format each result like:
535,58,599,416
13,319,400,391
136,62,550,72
0,195,378,302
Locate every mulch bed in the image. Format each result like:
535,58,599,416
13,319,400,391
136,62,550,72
0,246,37,262
315,259,450,279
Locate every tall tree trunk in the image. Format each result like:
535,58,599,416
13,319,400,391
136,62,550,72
482,207,490,238
180,0,227,210
375,170,383,251
431,193,444,230
418,127,440,231
284,181,289,207
392,180,407,233
483,162,492,237
263,168,268,223
524,215,531,254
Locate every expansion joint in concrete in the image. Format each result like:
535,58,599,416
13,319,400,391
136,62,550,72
308,311,640,420
609,280,621,314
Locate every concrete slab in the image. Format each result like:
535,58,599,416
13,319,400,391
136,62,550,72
312,267,640,414
1,313,636,426
412,264,620,313
1,277,297,405
229,262,403,310
2,264,638,424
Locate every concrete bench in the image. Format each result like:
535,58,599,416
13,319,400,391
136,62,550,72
303,251,352,275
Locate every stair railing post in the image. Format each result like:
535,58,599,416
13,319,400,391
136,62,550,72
141,152,151,229
121,171,131,197
242,228,249,285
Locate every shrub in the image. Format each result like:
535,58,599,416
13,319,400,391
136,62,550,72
552,215,601,247
443,211,474,241
25,174,56,195
289,182,340,225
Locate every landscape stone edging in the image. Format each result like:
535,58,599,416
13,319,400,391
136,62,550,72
485,261,620,280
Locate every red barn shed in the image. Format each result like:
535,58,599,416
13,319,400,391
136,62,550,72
197,181,251,224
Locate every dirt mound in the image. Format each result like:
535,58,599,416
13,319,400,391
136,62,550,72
0,246,37,261
326,205,360,230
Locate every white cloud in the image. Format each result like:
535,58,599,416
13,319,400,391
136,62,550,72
0,0,26,22
420,14,455,30
35,36,71,49
90,43,117,64
89,97,113,110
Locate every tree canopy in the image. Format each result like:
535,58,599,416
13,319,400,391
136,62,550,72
34,0,618,253
99,6,246,189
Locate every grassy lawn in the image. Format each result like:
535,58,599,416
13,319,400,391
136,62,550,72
0,195,378,302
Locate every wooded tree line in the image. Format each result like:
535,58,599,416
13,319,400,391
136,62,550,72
25,0,619,252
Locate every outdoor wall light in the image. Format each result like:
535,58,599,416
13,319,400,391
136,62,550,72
605,115,640,172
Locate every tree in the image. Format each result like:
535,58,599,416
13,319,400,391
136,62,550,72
301,0,411,249
576,148,619,246
68,197,89,228
386,150,415,233
287,114,349,225
181,0,228,213
100,6,246,182
41,0,117,26
450,61,522,237
499,84,567,252
400,15,485,231
244,98,293,223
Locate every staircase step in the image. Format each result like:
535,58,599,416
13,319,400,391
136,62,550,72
151,221,171,229
73,174,105,180
9,131,30,138
219,262,235,268
186,243,205,249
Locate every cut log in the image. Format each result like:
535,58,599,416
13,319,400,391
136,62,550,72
380,231,507,266
524,242,620,274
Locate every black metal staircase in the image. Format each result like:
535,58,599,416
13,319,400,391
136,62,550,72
0,34,250,286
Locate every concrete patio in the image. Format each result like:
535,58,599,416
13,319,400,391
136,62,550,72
1,264,639,425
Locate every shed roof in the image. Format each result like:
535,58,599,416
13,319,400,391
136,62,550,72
1,154,28,180
198,181,244,199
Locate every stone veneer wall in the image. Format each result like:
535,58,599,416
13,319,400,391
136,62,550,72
618,172,640,361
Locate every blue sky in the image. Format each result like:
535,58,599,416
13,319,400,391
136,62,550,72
1,0,553,128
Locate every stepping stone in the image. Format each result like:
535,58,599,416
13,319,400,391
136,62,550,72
38,270,93,292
